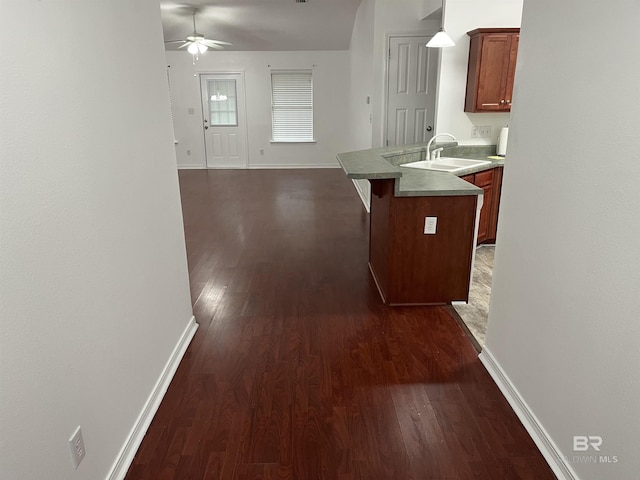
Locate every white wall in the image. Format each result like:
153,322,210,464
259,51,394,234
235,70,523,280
419,0,443,19
347,0,377,207
167,50,350,169
484,0,640,478
349,0,376,151
436,0,523,144
0,1,194,479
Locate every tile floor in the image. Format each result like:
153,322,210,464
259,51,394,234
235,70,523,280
453,245,495,346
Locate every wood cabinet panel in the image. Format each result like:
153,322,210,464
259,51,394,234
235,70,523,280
477,182,493,242
465,28,520,113
504,34,519,108
369,179,477,305
459,167,503,244
474,169,493,188
460,173,475,184
488,166,503,241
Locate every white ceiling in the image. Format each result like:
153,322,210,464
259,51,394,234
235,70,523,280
160,0,363,51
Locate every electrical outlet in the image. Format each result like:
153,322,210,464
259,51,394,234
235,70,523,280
69,426,86,469
424,216,437,234
186,149,191,156
471,127,479,138
478,126,492,138
260,149,265,155
187,107,195,115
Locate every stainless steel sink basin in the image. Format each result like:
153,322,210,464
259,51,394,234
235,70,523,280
401,157,491,173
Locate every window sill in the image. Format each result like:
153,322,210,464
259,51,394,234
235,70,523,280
270,140,317,144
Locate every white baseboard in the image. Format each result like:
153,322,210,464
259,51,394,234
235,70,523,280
479,347,578,480
177,164,205,169
178,164,341,170
106,316,198,480
247,164,341,169
178,163,340,170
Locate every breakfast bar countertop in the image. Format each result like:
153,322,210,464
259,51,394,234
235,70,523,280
336,142,504,197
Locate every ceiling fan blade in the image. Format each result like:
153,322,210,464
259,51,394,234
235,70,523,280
198,41,222,50
201,40,226,49
205,39,233,46
177,42,191,49
164,40,186,44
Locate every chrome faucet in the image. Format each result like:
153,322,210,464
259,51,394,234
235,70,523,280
426,133,457,160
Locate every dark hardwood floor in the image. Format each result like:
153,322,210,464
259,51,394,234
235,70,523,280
125,169,554,480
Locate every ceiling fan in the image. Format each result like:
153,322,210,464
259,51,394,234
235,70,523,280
165,10,231,55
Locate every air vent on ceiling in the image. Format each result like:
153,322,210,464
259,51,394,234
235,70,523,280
295,0,307,3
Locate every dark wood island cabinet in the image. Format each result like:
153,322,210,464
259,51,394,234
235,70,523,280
369,179,478,305
336,145,499,306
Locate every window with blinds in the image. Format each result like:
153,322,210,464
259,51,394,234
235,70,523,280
271,70,314,142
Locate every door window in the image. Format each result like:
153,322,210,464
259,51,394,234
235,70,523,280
208,79,237,126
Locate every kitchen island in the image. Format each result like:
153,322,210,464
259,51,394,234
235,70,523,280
337,143,503,306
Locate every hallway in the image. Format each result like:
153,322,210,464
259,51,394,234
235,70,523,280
125,169,554,479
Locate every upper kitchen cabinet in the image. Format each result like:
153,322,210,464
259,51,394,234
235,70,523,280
464,28,520,113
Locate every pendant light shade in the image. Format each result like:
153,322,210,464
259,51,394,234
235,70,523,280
427,28,455,48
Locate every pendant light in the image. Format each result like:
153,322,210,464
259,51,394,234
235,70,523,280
427,27,455,48
426,0,455,49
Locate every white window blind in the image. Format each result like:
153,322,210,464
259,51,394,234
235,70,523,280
271,70,314,142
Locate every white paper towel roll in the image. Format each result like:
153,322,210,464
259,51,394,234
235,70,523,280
497,127,509,156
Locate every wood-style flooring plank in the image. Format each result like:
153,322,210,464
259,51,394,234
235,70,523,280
124,169,555,480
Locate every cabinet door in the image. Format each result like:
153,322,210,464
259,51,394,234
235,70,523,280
487,166,503,242
477,183,493,242
474,170,494,243
460,174,475,184
465,28,519,113
504,35,519,110
475,34,512,111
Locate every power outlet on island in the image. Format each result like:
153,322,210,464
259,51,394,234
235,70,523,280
424,216,437,234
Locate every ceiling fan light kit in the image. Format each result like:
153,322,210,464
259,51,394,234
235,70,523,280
188,43,207,54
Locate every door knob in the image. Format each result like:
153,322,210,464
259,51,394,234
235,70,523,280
426,125,433,132
204,126,208,130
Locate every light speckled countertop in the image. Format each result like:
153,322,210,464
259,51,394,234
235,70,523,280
336,142,504,197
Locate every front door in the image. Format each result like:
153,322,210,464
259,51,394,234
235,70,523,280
200,73,248,168
386,36,438,146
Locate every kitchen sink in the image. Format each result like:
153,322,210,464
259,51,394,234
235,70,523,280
401,157,491,172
